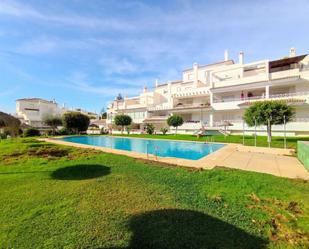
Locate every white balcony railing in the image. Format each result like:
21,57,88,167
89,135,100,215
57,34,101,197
213,91,309,104
269,68,300,80
172,87,209,98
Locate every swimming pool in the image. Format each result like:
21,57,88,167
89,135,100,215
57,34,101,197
58,136,225,160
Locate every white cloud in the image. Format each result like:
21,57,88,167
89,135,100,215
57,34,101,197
0,0,134,31
66,71,143,97
99,57,138,75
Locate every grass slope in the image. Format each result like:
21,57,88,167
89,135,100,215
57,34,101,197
0,138,308,248
113,133,309,150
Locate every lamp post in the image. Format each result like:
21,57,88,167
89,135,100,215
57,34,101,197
200,104,203,128
267,115,272,148
284,115,287,149
242,119,245,145
254,117,257,147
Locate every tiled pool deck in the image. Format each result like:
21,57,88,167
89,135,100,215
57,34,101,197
41,137,309,180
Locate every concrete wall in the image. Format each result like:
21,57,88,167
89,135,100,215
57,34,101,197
297,141,309,170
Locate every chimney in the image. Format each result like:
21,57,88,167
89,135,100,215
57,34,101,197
224,49,229,61
289,47,296,57
239,51,244,64
155,79,159,87
193,62,198,86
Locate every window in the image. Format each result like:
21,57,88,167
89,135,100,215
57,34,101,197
188,73,193,80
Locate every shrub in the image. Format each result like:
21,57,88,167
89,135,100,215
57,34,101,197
160,127,168,135
58,127,74,135
145,123,155,135
100,128,108,135
43,115,62,135
0,133,7,139
63,112,90,134
167,115,184,134
23,128,40,137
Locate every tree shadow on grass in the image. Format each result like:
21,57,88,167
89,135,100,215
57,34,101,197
103,209,268,249
51,164,110,180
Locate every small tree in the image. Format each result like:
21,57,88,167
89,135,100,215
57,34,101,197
63,112,90,134
43,115,63,135
244,100,294,143
145,123,155,135
167,115,184,135
100,108,107,119
114,114,132,134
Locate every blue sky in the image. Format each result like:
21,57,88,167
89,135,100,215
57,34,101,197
0,0,309,114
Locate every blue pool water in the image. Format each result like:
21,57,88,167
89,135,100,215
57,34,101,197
58,136,225,160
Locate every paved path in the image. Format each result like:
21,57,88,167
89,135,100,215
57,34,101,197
42,138,309,180
216,151,309,179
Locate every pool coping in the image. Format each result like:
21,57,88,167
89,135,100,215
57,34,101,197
40,136,234,169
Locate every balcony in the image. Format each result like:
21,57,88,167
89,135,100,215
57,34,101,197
114,103,146,110
269,68,300,81
213,91,309,104
211,66,302,90
212,91,309,111
173,103,211,111
148,103,171,111
148,103,211,112
170,121,202,131
171,87,209,98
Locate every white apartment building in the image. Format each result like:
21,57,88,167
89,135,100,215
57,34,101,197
16,98,98,128
107,48,309,136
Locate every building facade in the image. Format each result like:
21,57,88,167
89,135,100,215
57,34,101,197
107,49,309,136
16,98,98,128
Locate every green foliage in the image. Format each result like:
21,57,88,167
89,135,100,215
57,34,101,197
167,115,184,128
63,112,90,134
244,100,294,142
58,127,74,135
0,139,308,248
23,128,40,137
145,123,155,134
0,111,21,137
244,100,294,127
114,114,132,133
160,127,168,135
0,133,7,139
43,115,63,135
167,115,184,134
100,128,108,135
0,119,5,128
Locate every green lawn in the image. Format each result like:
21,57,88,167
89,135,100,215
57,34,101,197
0,138,308,248
113,133,309,150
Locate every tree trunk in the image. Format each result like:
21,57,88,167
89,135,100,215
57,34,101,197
267,124,272,144
175,126,177,135
121,126,124,134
